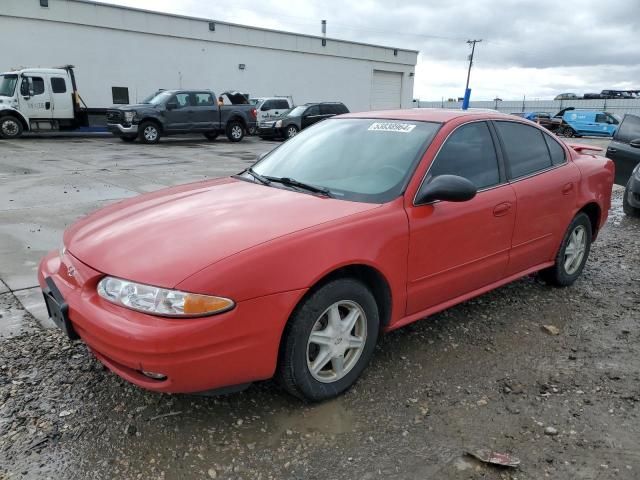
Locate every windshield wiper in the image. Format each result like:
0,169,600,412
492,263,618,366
263,176,331,196
240,167,271,185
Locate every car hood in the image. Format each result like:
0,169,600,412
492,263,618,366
64,178,380,288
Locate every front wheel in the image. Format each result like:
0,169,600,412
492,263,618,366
285,125,298,139
539,212,592,286
277,278,379,402
563,126,575,138
623,178,640,217
0,116,23,139
139,121,161,144
226,121,245,142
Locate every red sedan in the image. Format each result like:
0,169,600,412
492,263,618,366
39,109,614,401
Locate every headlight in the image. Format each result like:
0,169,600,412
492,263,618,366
97,276,234,317
275,120,282,128
124,111,136,123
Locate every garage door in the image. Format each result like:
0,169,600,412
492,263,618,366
370,70,403,110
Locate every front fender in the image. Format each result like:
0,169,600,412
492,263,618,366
0,105,29,130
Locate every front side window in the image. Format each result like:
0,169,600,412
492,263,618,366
251,118,441,203
495,121,552,179
615,114,640,143
427,122,500,190
274,99,290,109
173,93,191,108
305,105,320,116
0,75,18,96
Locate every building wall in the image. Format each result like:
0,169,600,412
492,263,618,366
418,99,640,117
1,0,417,112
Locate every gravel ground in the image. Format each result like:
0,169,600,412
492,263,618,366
0,187,638,479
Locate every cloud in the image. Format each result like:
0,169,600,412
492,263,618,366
99,0,640,100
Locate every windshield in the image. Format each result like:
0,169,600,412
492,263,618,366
287,105,308,117
147,91,173,105
251,118,441,203
0,74,18,97
141,90,166,103
249,98,262,106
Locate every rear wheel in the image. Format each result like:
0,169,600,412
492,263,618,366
539,212,592,286
139,121,161,144
204,132,219,141
563,126,575,138
277,278,379,402
226,121,245,142
0,116,23,139
623,178,640,217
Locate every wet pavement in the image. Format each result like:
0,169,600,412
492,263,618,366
1,133,639,479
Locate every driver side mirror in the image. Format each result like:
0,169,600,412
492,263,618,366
630,138,640,149
415,175,477,204
20,79,33,98
166,101,178,110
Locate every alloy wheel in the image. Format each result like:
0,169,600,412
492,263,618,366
144,126,158,142
231,125,243,140
306,300,367,383
287,126,297,138
564,225,587,275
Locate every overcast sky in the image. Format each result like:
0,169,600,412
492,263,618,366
102,0,639,101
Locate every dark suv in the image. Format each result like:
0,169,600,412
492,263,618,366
606,114,640,216
257,102,349,140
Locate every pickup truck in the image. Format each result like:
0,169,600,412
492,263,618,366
106,90,257,143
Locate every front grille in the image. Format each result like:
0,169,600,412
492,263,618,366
106,110,123,123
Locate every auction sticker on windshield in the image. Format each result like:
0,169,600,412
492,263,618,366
368,122,417,133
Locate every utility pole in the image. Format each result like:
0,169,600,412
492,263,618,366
462,39,481,110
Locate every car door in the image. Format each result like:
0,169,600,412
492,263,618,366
607,114,640,185
301,105,322,129
190,92,216,131
405,121,517,315
164,92,192,131
18,75,52,120
48,75,74,120
493,121,581,276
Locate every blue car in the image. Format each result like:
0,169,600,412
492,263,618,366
561,110,618,138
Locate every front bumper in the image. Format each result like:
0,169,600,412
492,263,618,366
107,123,138,135
257,126,282,137
38,250,304,393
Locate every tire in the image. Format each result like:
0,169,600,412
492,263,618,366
119,135,136,143
0,116,23,139
276,278,379,402
563,126,575,138
138,121,161,144
539,212,592,286
623,178,640,217
226,121,245,142
284,125,298,139
204,132,219,141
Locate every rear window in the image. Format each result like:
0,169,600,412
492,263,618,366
50,77,66,94
495,122,552,179
543,134,566,166
615,115,640,144
273,99,290,109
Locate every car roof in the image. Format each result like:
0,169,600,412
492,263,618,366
340,108,517,123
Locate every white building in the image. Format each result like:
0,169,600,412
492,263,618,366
1,0,418,112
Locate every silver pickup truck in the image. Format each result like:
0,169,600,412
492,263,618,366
106,90,257,144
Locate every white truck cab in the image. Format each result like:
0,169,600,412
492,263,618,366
0,65,97,138
251,97,294,125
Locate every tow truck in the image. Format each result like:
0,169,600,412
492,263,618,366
0,65,105,139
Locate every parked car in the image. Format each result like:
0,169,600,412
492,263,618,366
106,89,257,144
554,93,580,100
251,97,294,125
39,109,614,401
510,112,560,132
258,102,349,140
561,110,618,138
605,113,640,216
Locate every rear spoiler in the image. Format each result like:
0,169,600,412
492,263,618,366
566,143,604,154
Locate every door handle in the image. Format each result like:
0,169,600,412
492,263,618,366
562,183,574,195
493,202,512,217
45,102,51,110
608,148,617,153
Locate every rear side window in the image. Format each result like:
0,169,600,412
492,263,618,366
194,93,214,106
428,122,500,189
543,134,566,166
50,77,66,93
320,104,336,115
615,115,640,143
335,103,349,114
495,122,552,179
273,99,290,109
